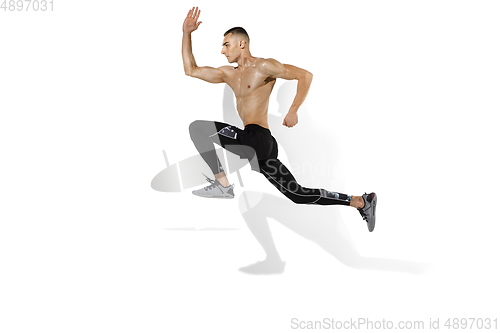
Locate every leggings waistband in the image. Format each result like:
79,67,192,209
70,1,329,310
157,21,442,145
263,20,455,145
244,124,270,132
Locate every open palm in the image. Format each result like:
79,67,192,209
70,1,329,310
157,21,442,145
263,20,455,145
183,7,202,33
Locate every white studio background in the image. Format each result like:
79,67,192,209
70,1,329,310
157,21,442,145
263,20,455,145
1,1,499,332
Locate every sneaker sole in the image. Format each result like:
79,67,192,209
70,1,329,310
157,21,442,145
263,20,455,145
368,193,377,232
192,193,234,199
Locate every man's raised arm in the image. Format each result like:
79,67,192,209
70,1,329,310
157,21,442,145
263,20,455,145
182,7,225,83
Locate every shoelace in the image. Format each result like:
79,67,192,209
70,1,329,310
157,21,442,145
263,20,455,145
202,173,218,191
360,213,368,222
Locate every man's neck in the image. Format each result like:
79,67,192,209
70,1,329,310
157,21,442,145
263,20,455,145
236,52,255,69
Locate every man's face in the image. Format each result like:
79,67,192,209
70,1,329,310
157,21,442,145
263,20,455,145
221,33,240,63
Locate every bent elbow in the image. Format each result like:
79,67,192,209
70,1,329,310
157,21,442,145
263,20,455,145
184,66,196,77
306,71,313,81
299,71,313,83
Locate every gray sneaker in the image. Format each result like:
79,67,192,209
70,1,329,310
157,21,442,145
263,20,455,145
358,192,377,232
192,173,235,199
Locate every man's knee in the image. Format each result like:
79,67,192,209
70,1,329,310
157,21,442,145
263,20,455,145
189,120,209,141
269,180,307,204
188,120,200,135
281,183,318,205
286,193,309,205
189,120,218,138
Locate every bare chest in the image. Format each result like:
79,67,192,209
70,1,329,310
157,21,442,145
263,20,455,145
226,67,273,98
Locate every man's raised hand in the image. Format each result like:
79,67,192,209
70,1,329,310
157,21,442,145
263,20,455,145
183,7,202,33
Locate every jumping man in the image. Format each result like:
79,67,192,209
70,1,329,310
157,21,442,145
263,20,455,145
182,7,377,231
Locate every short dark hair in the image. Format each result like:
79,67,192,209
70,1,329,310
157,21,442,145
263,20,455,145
224,27,250,44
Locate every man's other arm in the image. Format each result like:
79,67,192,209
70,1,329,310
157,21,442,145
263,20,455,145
260,59,313,127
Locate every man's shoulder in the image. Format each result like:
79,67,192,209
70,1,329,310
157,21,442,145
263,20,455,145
256,58,284,77
216,66,238,80
256,57,280,68
218,65,236,72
